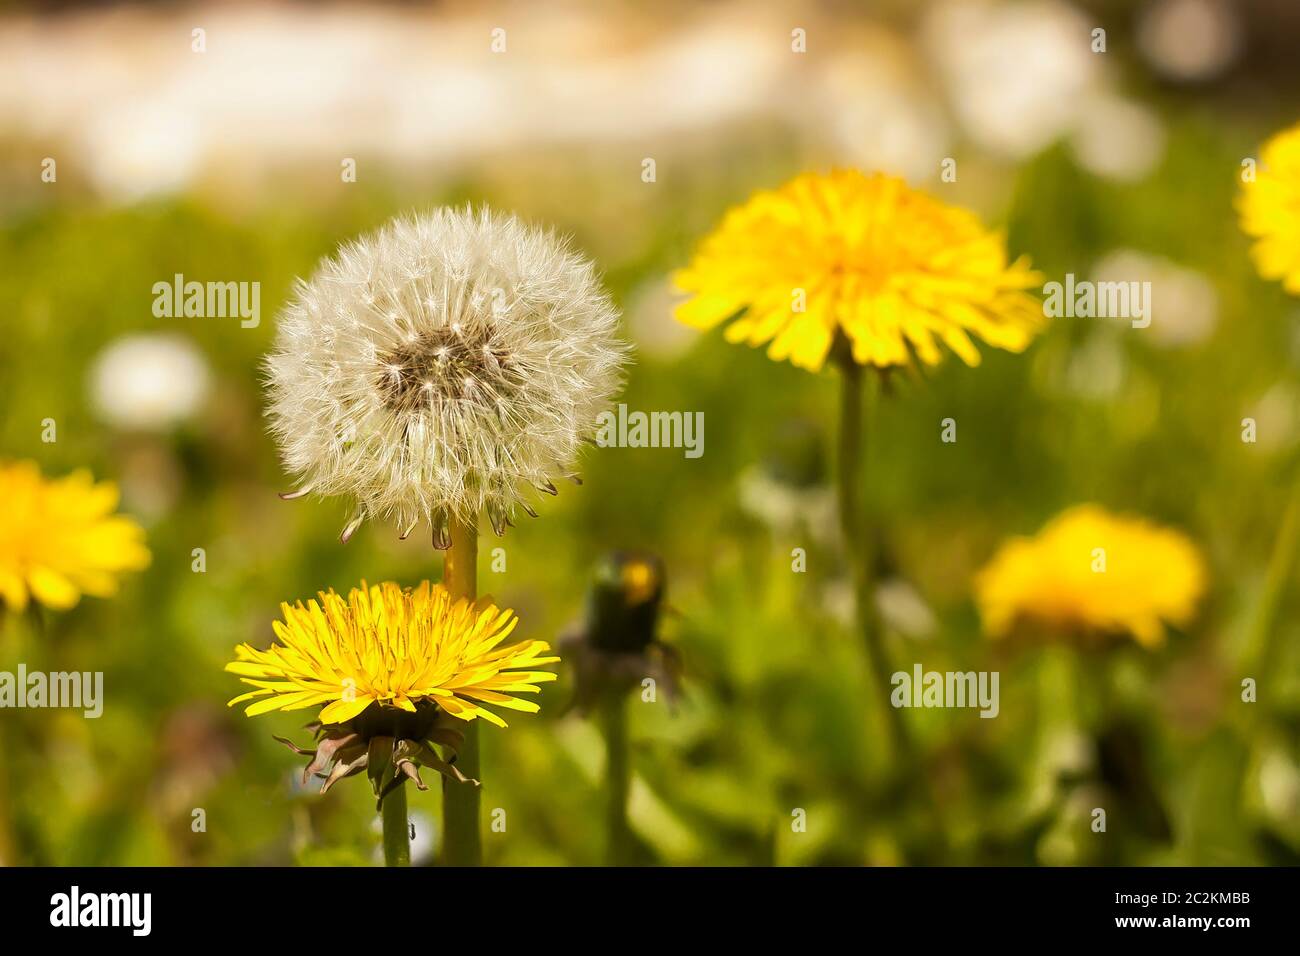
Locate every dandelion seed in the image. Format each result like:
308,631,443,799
266,206,628,544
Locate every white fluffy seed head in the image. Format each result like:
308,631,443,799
265,206,628,545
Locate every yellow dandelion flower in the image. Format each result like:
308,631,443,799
974,504,1207,648
227,581,558,802
1239,122,1300,294
0,460,150,612
674,169,1044,372
228,580,558,726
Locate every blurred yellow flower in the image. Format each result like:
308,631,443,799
674,170,1044,372
1239,122,1300,294
0,461,150,612
975,504,1206,648
227,580,558,726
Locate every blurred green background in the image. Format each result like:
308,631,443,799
0,0,1297,865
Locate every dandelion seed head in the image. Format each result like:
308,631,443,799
266,206,628,541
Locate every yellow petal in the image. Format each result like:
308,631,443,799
28,566,80,609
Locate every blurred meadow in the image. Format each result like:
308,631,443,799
1,0,1298,866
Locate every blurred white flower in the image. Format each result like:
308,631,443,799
89,333,211,431
1137,0,1241,83
1259,748,1300,827
810,38,949,182
81,99,203,203
923,0,1097,159
822,578,855,629
1046,728,1093,778
822,576,936,638
1070,94,1165,182
1245,383,1299,452
1091,250,1217,347
875,577,937,639
737,466,837,545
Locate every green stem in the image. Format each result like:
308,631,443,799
382,780,411,867
601,690,633,865
1244,477,1300,676
0,612,16,864
836,358,912,766
441,517,482,866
